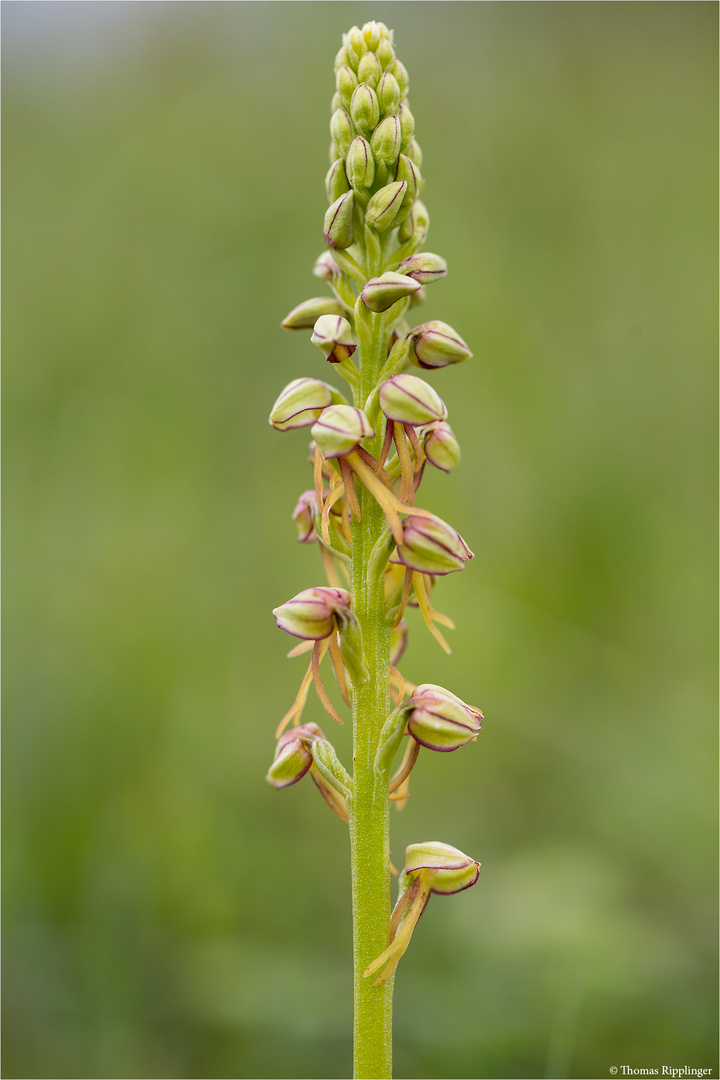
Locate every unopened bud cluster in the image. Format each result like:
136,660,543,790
266,21,482,991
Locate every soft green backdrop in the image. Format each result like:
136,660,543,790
3,3,717,1078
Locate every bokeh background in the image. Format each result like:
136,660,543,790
3,3,717,1078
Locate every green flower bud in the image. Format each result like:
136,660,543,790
311,314,357,364
396,154,422,202
376,37,394,69
377,71,401,116
325,157,351,203
344,26,366,69
345,135,375,190
365,181,407,233
330,91,342,114
406,139,423,168
313,251,342,283
378,373,447,425
311,404,374,459
389,58,409,96
350,83,380,137
396,252,447,284
362,271,421,313
398,103,415,152
404,841,480,894
336,64,358,105
334,45,350,73
273,586,353,640
292,490,319,543
395,512,473,575
398,198,429,244
362,20,386,51
421,420,461,472
364,837,481,985
330,108,353,156
323,191,355,249
281,296,346,330
394,154,423,222
266,722,324,788
311,737,353,799
404,684,482,752
357,50,382,89
370,115,401,167
269,377,342,431
408,319,472,369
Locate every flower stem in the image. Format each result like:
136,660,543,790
349,313,394,1079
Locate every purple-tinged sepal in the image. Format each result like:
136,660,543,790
396,251,447,285
266,722,324,788
325,158,351,204
365,181,407,233
397,198,429,246
404,683,482,752
394,154,422,220
335,64,358,106
269,377,344,432
407,319,471,369
379,373,447,426
377,71,401,117
421,420,461,472
362,272,421,313
292,490,319,543
311,314,357,364
395,512,473,575
281,296,346,330
311,404,374,459
357,50,382,89
350,82,380,137
404,841,481,894
346,135,376,191
370,116,401,169
329,108,354,156
273,586,353,640
313,252,342,283
323,191,356,250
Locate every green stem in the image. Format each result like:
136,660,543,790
349,300,395,1078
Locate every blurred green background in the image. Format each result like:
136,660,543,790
3,3,717,1078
